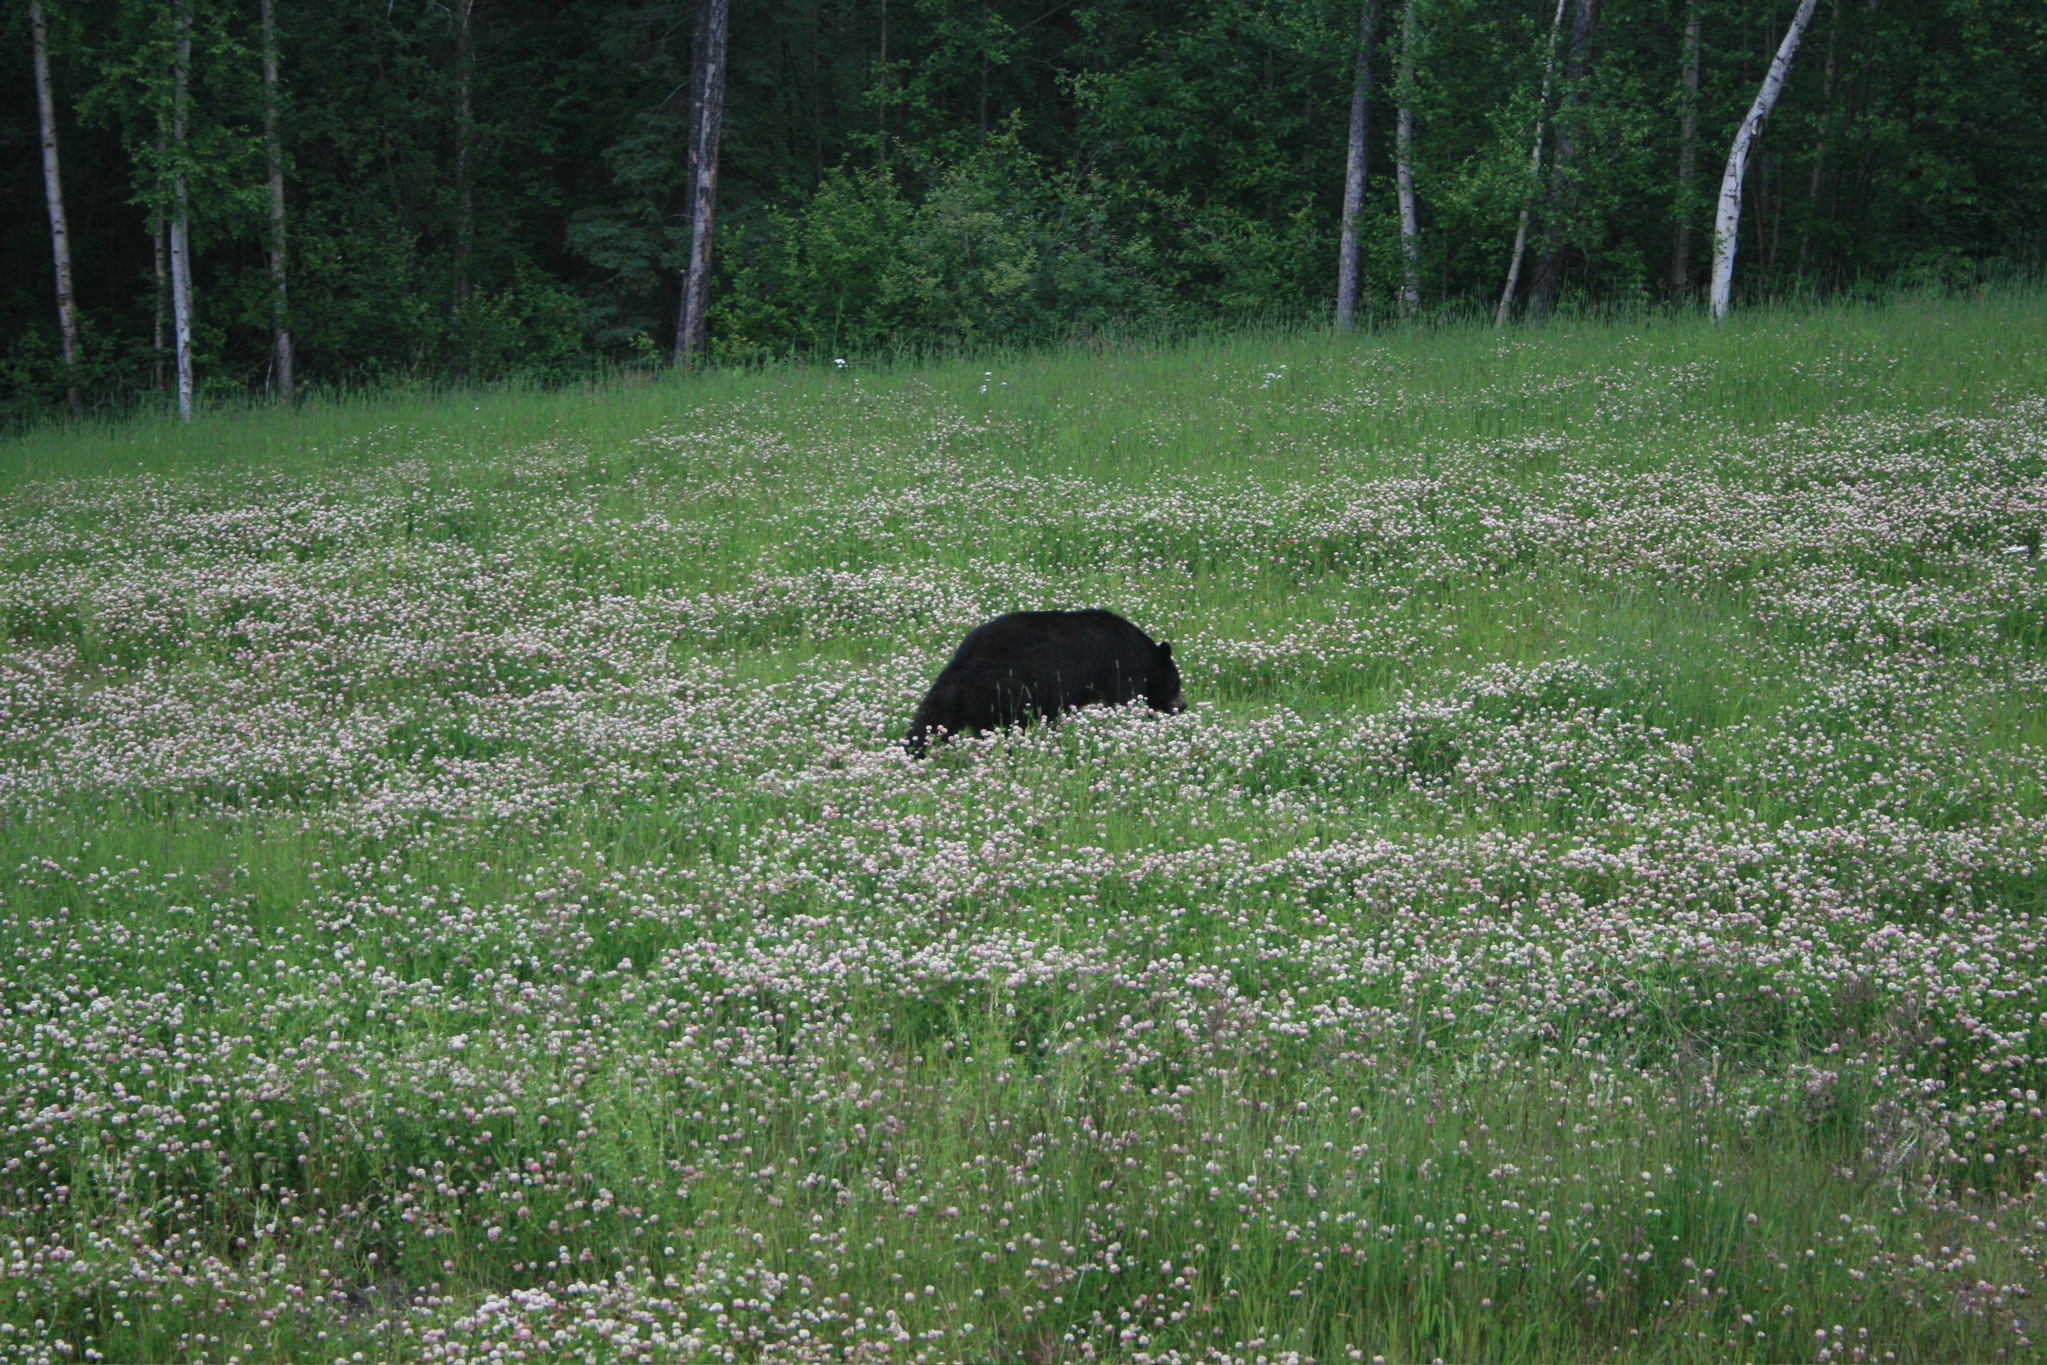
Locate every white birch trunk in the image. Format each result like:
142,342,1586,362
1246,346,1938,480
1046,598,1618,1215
171,0,195,422
261,0,294,402
170,206,194,422
1709,0,1820,321
30,0,82,417
676,0,730,366
1496,0,1569,327
1334,0,1380,334
1393,0,1421,319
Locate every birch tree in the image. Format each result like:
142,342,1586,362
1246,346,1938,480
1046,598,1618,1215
169,0,196,422
1334,0,1381,333
261,0,293,402
1496,0,1569,327
1392,0,1422,319
675,0,730,366
1669,0,1700,294
30,0,83,418
1709,0,1821,320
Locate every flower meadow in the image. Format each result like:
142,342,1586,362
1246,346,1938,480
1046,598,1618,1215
4,296,2047,1363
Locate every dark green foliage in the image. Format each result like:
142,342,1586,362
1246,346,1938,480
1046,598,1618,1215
2,0,2044,419
718,127,1173,355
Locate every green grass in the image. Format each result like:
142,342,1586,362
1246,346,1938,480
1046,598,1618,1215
1,289,2046,1363
8,286,2039,488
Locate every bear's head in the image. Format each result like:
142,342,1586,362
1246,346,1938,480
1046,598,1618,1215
1147,640,1187,715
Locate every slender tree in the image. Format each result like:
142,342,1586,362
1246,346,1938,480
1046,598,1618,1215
451,0,478,327
30,0,83,418
1496,0,1570,326
1393,0,1422,318
151,208,167,393
977,0,992,140
675,0,730,365
810,2,825,184
1710,0,1822,320
261,0,293,402
876,0,889,175
169,0,196,422
1529,0,1596,319
1669,0,1701,294
1795,0,1842,278
1334,0,1382,333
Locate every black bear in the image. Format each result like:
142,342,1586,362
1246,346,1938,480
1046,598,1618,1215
905,609,1186,755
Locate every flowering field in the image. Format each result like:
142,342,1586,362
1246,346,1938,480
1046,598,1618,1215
4,295,2047,1364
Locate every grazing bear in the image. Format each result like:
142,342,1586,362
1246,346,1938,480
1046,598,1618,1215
905,609,1186,755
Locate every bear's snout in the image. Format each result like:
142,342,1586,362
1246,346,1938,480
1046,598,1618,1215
1159,692,1187,714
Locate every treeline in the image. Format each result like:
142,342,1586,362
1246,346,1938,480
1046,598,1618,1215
5,0,2044,419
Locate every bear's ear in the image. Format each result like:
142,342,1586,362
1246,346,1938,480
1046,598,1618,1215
1158,641,1173,658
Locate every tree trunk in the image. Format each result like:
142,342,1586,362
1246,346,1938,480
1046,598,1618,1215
1529,0,1596,320
29,0,82,418
1669,0,1700,295
451,0,477,326
261,0,294,403
978,0,991,140
675,0,730,366
1710,0,1821,321
152,209,167,393
171,0,196,423
1764,146,1786,274
1393,0,1421,319
1334,0,1381,333
811,2,824,184
1795,0,1841,279
876,0,888,175
1496,0,1570,327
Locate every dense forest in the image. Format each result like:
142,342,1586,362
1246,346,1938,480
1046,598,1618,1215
5,0,2044,419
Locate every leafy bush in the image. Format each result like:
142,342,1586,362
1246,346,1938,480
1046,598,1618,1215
716,125,1173,358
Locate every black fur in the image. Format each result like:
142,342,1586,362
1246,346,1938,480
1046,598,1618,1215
905,609,1186,755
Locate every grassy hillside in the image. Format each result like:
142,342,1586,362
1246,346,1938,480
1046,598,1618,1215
3,292,2047,1363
